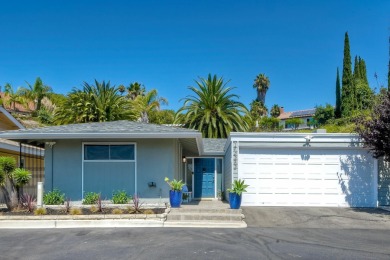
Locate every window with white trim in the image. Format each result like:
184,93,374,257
84,144,135,161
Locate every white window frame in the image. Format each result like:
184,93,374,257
81,142,137,199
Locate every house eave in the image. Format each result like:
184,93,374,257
0,132,203,141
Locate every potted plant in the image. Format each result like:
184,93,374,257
227,179,249,209
164,177,185,208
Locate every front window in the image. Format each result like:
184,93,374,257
84,144,135,161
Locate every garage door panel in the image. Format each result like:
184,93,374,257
238,148,376,207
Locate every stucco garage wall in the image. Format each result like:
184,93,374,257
378,157,390,206
44,139,178,201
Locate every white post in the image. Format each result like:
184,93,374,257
37,182,43,207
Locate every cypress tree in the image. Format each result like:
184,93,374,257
388,58,390,90
335,68,341,118
359,57,368,84
353,56,360,79
341,32,354,117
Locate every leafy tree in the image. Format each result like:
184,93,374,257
149,109,175,124
335,68,342,118
255,117,282,132
175,74,249,138
314,104,335,126
285,118,303,130
253,73,270,103
341,32,355,118
250,100,268,120
130,89,167,123
127,82,145,100
18,77,52,111
55,80,133,124
355,91,390,161
270,104,281,118
0,156,31,210
47,93,67,107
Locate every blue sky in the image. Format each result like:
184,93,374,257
0,0,389,112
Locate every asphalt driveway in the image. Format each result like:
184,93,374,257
242,207,390,229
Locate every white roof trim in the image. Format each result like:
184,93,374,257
229,132,361,143
0,132,202,140
0,106,25,129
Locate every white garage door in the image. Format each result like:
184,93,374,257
239,148,376,207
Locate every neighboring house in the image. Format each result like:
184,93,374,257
278,107,315,130
0,120,388,207
0,106,44,201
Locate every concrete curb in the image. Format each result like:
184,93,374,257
0,219,165,229
163,221,247,228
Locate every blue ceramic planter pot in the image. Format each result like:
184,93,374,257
229,193,242,209
169,190,182,208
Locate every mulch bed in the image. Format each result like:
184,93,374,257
0,207,165,216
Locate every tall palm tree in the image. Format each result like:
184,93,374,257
131,89,167,123
54,80,133,124
127,82,145,100
253,73,270,103
175,74,249,138
17,77,52,111
118,85,126,95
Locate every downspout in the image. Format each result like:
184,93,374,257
45,142,56,191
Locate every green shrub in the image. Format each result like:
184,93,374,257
13,168,32,187
112,190,130,204
43,189,65,205
83,192,100,205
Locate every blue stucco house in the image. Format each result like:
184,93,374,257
1,120,389,207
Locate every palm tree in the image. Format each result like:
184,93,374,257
118,85,126,95
270,104,281,118
250,100,268,120
253,73,270,103
175,74,249,138
3,83,27,112
127,82,145,100
130,89,167,123
55,80,133,124
17,77,52,111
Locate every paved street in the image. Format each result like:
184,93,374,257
1,227,389,260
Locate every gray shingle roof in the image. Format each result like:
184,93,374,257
1,120,199,134
202,138,227,154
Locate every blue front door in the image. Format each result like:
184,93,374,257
194,158,215,198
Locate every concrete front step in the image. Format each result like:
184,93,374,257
167,212,244,222
170,208,242,214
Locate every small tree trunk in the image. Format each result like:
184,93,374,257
1,186,18,211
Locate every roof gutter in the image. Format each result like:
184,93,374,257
0,132,202,140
